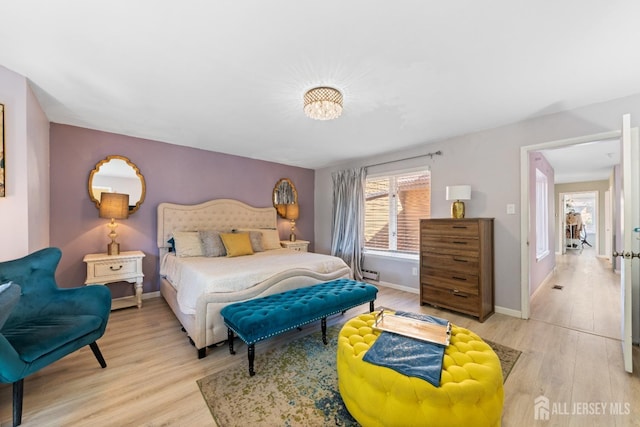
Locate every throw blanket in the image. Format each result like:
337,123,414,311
362,311,448,387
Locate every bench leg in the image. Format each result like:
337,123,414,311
321,317,328,345
197,348,206,359
370,300,375,312
248,344,255,376
227,328,236,355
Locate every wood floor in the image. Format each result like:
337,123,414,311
1,252,639,426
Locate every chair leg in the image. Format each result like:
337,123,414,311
13,379,23,427
89,342,107,368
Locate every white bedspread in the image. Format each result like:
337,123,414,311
160,249,350,315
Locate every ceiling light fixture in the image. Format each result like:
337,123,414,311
303,87,343,120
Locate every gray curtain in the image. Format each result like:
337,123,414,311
331,167,367,280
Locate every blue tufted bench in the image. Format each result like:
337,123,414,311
220,279,378,375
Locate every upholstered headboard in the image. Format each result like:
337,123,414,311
157,199,277,254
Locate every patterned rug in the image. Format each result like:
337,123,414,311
197,325,521,427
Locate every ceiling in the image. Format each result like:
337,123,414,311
2,1,640,170
539,138,620,184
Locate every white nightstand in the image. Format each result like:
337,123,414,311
280,240,310,252
83,250,145,310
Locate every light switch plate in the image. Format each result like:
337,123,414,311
507,204,516,214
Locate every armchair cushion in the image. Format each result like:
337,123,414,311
3,315,103,363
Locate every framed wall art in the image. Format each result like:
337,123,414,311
0,103,4,197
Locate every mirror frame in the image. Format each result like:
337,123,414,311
273,178,298,218
88,155,146,215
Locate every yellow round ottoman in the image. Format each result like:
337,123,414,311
337,313,504,427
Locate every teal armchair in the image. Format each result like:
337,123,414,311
0,247,111,427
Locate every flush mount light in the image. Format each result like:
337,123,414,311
303,87,343,120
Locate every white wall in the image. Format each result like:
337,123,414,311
26,82,50,252
315,92,640,314
0,65,49,261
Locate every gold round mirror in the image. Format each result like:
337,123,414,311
273,178,298,218
88,155,146,215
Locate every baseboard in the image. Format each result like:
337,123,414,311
495,305,522,318
142,291,160,300
366,280,419,294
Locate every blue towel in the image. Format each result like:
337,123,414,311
362,311,448,387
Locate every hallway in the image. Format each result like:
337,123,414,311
530,245,620,340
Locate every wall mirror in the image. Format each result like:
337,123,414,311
273,178,298,218
88,155,146,215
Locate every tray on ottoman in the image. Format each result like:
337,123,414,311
373,309,451,346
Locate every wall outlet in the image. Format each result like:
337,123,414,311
412,267,418,276
507,204,516,214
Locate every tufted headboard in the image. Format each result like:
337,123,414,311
157,199,277,255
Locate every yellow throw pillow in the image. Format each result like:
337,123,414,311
220,233,254,257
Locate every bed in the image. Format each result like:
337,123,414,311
157,199,352,358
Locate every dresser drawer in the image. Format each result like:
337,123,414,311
421,270,479,295
421,235,479,256
420,220,479,237
92,259,138,278
421,285,480,315
422,253,479,274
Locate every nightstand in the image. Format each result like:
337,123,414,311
83,250,145,310
280,240,310,252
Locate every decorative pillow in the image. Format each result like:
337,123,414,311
246,231,264,252
260,228,282,250
220,233,254,257
173,231,204,257
199,230,227,257
0,282,21,330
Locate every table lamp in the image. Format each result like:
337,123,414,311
99,192,129,255
445,185,471,219
285,203,300,242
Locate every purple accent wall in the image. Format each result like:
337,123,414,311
50,124,314,294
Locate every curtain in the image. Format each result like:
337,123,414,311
331,167,367,280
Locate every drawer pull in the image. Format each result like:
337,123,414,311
453,258,468,263
110,265,123,271
452,276,467,281
452,241,468,245
452,226,468,229
451,289,468,298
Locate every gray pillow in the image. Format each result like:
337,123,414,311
245,231,264,252
199,230,227,257
0,282,21,330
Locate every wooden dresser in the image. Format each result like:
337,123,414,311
420,218,494,322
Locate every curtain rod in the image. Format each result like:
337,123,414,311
366,150,443,168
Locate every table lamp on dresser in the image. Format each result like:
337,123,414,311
445,185,471,219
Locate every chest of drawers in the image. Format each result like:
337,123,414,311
419,218,494,322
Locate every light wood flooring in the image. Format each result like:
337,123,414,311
1,254,639,426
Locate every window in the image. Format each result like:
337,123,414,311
364,170,431,255
535,168,549,260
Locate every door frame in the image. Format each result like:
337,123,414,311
519,130,620,319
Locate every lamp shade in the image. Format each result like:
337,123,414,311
99,193,130,219
445,185,471,201
285,203,299,220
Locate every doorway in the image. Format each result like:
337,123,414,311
519,131,621,322
559,191,598,255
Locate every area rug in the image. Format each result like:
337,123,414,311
197,326,521,427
